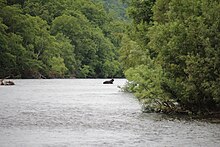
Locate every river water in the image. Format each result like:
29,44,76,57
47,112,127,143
0,79,219,147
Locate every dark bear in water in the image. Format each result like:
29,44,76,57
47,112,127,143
5,80,15,85
103,79,114,84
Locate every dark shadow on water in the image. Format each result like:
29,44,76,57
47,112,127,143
139,112,220,124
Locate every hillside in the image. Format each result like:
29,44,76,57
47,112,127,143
0,0,128,78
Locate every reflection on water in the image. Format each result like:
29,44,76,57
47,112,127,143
0,79,219,147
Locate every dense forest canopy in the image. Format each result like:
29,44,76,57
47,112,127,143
0,0,127,78
93,0,128,20
120,0,220,114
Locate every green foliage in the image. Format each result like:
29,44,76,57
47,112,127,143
93,0,128,20
51,13,118,78
48,56,67,78
125,64,169,112
121,0,220,114
150,0,220,113
80,65,92,78
102,60,120,78
127,0,155,24
119,35,146,70
55,33,76,76
0,0,127,78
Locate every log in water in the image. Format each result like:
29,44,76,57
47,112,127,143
0,79,219,146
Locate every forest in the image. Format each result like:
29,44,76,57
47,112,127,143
1,0,220,115
0,0,127,78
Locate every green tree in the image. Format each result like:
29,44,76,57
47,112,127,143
0,0,127,78
51,13,119,78
127,0,155,24
55,33,76,77
122,0,220,114
149,0,220,113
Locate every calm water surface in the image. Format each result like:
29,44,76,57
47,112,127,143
0,79,219,147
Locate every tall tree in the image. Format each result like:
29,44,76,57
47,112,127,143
121,0,220,114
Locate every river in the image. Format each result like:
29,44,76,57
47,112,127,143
0,79,219,147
